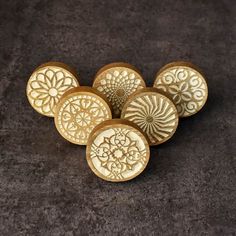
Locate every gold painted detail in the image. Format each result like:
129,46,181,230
27,66,78,117
154,65,208,117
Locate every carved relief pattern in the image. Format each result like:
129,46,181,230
27,67,78,116
122,94,178,145
94,69,145,116
90,128,148,180
57,95,110,145
154,67,207,117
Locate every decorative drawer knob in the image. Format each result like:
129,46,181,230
154,61,208,117
26,62,79,117
93,62,146,117
54,87,112,145
121,88,179,145
86,119,150,182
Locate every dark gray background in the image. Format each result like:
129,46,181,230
0,0,235,235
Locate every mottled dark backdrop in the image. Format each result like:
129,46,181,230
0,0,235,235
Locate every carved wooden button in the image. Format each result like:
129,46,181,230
154,61,208,117
121,88,179,145
26,62,79,117
93,62,146,117
54,87,112,145
86,119,150,182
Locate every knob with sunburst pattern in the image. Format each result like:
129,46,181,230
121,88,179,145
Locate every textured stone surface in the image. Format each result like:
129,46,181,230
0,0,235,235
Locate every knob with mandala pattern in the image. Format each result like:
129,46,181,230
54,87,112,145
93,63,146,117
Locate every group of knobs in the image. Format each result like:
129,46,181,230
26,61,208,182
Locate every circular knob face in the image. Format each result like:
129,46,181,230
93,63,146,117
54,87,112,145
154,62,208,117
27,62,79,117
86,119,150,182
121,88,179,145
